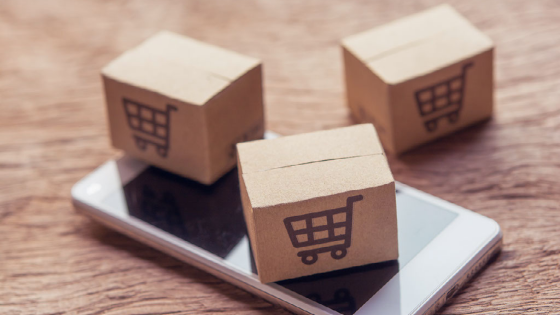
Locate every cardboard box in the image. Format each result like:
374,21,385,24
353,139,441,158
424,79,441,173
237,124,398,283
102,31,264,184
342,4,494,154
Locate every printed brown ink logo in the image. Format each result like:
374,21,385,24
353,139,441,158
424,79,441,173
123,98,177,158
283,195,363,265
415,62,473,132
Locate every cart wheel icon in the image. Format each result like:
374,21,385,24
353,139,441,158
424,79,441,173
135,137,147,151
157,146,168,158
331,248,347,260
425,120,437,132
302,254,318,265
448,112,459,123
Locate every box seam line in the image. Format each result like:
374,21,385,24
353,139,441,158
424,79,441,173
243,152,386,175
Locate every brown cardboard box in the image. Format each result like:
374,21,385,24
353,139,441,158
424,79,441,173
237,124,398,283
342,4,493,154
102,31,264,184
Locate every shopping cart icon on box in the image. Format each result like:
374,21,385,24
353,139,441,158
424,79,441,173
123,98,177,158
415,62,473,132
283,195,363,265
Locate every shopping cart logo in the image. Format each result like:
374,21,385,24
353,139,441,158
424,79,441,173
415,62,473,132
283,195,363,265
123,98,177,158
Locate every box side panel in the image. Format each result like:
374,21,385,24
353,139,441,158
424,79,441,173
390,48,493,153
238,169,261,271
342,47,394,153
254,182,398,283
242,155,394,209
103,75,210,183
204,64,265,184
341,4,470,62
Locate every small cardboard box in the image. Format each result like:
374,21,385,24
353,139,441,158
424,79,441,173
237,124,398,283
102,31,264,184
342,4,494,154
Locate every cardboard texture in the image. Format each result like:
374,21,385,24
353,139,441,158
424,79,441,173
237,124,398,283
342,4,494,154
102,31,265,184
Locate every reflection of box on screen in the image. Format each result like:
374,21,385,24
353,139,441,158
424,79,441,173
124,167,246,258
279,261,399,315
342,4,493,154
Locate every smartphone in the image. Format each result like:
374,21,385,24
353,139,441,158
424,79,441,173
72,136,502,315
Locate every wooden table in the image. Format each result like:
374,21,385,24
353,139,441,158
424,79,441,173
2,1,559,314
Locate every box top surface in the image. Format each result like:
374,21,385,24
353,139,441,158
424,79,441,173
102,31,261,105
238,124,384,173
341,4,493,84
238,124,394,208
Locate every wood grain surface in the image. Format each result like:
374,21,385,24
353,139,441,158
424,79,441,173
1,1,560,314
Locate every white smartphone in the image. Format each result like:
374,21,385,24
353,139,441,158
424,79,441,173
72,133,502,315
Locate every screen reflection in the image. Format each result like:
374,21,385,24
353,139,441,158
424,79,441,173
124,166,246,258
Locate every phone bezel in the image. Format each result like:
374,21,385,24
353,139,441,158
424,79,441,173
71,154,501,315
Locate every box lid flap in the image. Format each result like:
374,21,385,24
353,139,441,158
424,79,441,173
102,31,261,105
342,4,493,84
103,50,231,105
243,155,393,208
237,124,384,174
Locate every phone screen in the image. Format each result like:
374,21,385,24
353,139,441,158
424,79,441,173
102,166,457,315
